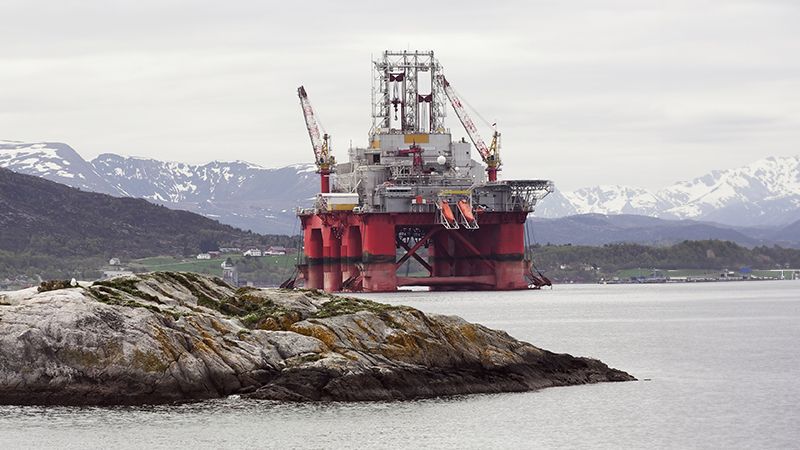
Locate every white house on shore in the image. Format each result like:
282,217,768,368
196,253,211,260
265,246,287,255
243,248,263,257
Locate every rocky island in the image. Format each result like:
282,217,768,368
0,272,633,405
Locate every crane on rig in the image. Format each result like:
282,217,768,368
439,75,501,182
297,85,335,193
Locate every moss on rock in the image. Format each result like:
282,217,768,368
83,285,174,318
236,298,302,330
38,280,74,292
131,349,169,373
156,272,221,308
92,278,162,304
313,296,403,318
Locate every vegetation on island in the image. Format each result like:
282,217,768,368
533,240,800,282
127,254,300,286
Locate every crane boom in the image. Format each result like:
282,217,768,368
297,85,334,192
439,75,501,181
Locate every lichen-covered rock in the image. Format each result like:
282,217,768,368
0,272,633,405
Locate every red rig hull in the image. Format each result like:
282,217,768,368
299,210,529,292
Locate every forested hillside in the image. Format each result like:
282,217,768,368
532,240,800,282
0,168,299,281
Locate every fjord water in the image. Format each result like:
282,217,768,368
1,282,798,449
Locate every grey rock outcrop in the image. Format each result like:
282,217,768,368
0,273,633,405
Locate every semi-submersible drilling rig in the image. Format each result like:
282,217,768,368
295,50,553,292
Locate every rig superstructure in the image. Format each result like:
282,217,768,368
294,50,553,292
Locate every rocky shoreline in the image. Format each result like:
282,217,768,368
0,272,633,405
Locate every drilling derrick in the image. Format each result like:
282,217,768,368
296,50,553,292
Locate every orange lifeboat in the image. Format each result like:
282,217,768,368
457,199,475,222
440,200,456,223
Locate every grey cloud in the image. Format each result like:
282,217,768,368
1,0,798,191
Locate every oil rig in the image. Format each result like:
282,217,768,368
294,50,553,292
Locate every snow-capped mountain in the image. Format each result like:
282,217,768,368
0,141,317,234
91,154,319,234
0,140,121,195
3,140,799,232
660,156,800,226
563,185,670,217
537,155,800,227
91,153,316,205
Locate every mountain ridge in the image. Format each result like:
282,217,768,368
3,140,799,232
528,213,800,248
1,141,317,234
0,166,279,260
537,155,800,227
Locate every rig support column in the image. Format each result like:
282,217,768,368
304,227,324,290
322,227,342,292
492,221,527,290
361,215,396,291
428,231,453,291
453,230,472,278
342,225,363,283
474,227,494,279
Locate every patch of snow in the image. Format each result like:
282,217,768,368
286,163,318,174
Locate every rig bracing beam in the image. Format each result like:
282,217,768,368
395,228,439,271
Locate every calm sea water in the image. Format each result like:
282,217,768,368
1,281,798,449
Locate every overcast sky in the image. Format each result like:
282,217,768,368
1,0,798,191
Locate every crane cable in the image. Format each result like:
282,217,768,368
448,82,495,129
315,110,328,140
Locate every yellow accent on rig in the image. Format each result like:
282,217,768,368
404,133,430,144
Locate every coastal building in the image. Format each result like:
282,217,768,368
221,258,238,286
243,248,262,257
196,253,211,260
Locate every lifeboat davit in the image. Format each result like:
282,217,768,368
457,199,475,222
440,200,456,223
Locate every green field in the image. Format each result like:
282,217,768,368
614,268,721,279
129,256,227,275
129,254,299,284
613,268,786,280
